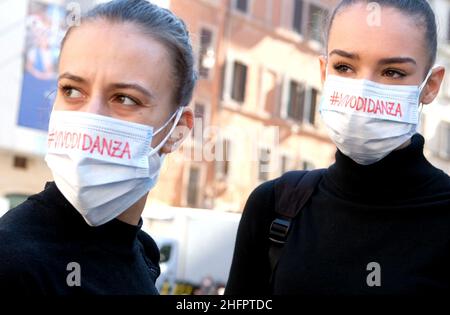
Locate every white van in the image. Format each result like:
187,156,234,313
142,206,241,295
0,197,9,218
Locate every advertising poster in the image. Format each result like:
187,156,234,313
17,0,67,131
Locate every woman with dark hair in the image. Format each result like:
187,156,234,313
226,0,450,295
0,0,196,294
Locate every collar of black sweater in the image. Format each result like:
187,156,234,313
324,133,441,202
42,181,143,248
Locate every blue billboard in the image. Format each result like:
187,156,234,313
17,1,67,131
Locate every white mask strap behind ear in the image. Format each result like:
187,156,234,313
150,107,183,155
419,66,436,93
418,65,439,106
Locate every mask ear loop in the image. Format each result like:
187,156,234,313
417,66,436,130
419,67,434,95
149,107,184,156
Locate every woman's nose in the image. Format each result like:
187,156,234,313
358,68,378,82
81,96,110,116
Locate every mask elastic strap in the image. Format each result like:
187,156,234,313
418,66,438,110
149,107,184,156
419,67,435,93
418,102,424,117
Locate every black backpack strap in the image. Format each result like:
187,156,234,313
268,168,325,284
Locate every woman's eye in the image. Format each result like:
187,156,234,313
61,86,83,99
333,64,353,73
113,95,139,106
383,69,406,79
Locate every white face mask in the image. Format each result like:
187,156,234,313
319,68,434,165
45,108,183,226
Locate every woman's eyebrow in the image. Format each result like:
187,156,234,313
377,57,417,66
57,73,155,100
329,50,417,66
109,83,155,100
58,72,87,83
329,49,360,60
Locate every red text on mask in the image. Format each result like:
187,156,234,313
47,130,131,159
329,92,403,118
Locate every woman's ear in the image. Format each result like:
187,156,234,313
421,66,445,105
160,107,194,154
319,55,327,85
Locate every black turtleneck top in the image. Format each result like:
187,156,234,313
225,134,450,295
0,182,160,295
